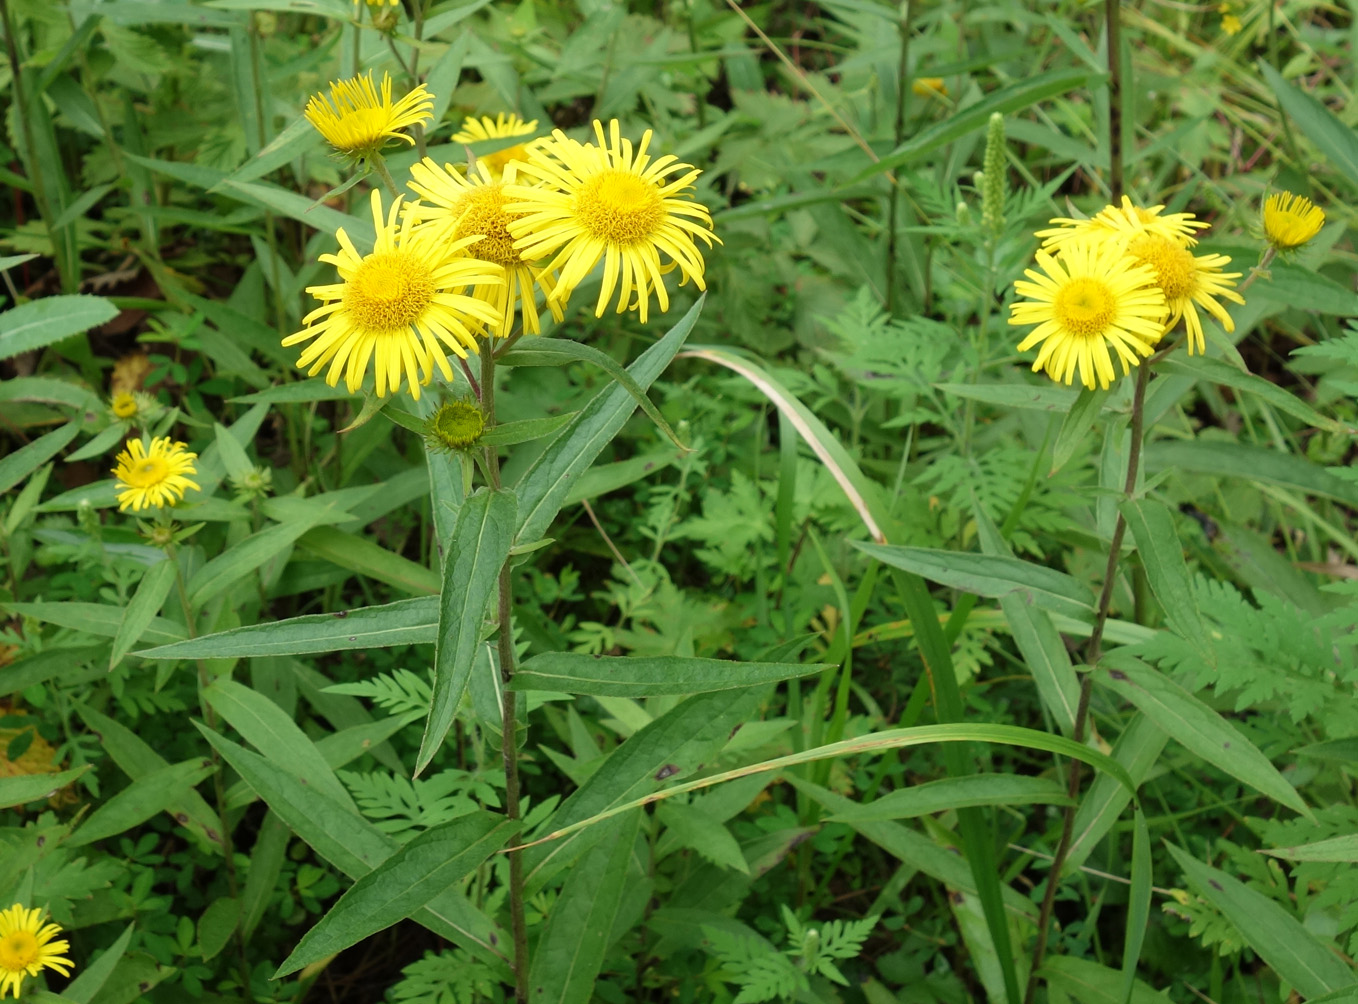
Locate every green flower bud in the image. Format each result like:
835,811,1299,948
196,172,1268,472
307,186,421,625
425,400,485,453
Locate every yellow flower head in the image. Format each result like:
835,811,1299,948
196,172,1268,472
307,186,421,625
111,437,200,512
283,189,503,400
406,158,562,336
110,392,139,420
1262,191,1325,251
911,77,948,99
1009,240,1168,390
0,905,74,999
504,119,719,323
304,71,432,161
1221,12,1242,34
1124,233,1244,354
451,113,541,177
1037,195,1209,251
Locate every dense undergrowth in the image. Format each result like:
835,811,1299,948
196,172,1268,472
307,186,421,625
2,1,1358,1003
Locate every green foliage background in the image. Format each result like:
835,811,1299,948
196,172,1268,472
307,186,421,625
2,1,1358,1003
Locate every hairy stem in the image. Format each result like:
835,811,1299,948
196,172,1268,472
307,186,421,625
369,154,403,200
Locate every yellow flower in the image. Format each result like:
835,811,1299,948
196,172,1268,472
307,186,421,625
1263,191,1325,251
1009,240,1167,390
1124,233,1243,354
0,904,74,998
1037,195,1209,251
407,158,562,336
911,77,947,99
304,71,432,160
1221,13,1242,34
110,392,139,420
111,437,200,512
505,119,719,323
451,113,541,177
283,189,503,400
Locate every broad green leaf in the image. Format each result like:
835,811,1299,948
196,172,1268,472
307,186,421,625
274,811,518,977
975,504,1079,735
856,542,1096,618
935,382,1080,413
511,653,826,697
1166,843,1354,996
197,898,240,963
297,525,441,595
515,296,701,544
1260,62,1358,189
68,758,217,846
1040,956,1172,1004
73,702,225,853
1145,441,1358,507
5,601,185,646
1119,499,1212,661
1052,386,1111,473
187,508,341,607
1122,811,1152,1004
0,644,106,697
479,412,577,448
67,424,131,463
499,337,687,449
417,489,517,776
1065,713,1165,873
655,803,747,874
1097,655,1310,817
199,726,510,970
1261,834,1358,863
137,596,437,660
62,922,134,1003
1159,355,1344,430
529,812,641,1004
205,679,355,809
828,774,1072,822
0,375,101,412
231,379,355,404
1255,262,1358,316
849,68,1099,183
110,559,177,671
213,421,255,481
240,813,288,940
0,295,117,360
0,422,80,494
562,449,678,506
0,766,90,809
212,115,318,188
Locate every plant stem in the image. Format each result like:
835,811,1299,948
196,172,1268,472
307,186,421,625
1104,0,1124,200
884,0,913,317
1023,362,1150,1004
480,345,529,1003
369,154,403,199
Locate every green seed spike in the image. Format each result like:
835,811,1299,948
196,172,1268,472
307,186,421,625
981,112,1006,237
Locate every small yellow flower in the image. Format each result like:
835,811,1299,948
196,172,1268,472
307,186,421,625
0,904,74,998
406,158,562,335
505,119,719,323
911,77,947,99
451,113,541,177
110,392,139,420
112,437,200,512
304,71,432,161
1262,191,1325,251
1124,233,1244,355
1009,240,1168,390
1221,13,1242,34
1037,195,1209,251
283,189,503,400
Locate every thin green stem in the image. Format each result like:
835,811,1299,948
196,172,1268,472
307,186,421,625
884,1,913,317
369,154,404,199
1104,0,1124,200
480,345,528,1004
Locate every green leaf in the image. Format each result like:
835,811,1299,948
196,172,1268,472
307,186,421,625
1260,62,1358,189
529,812,641,1004
68,758,217,846
110,559,177,671
500,337,687,450
187,508,340,607
515,296,701,544
136,597,437,660
297,525,441,596
198,725,509,969
1040,956,1173,1004
0,422,80,494
1097,655,1310,818
0,645,106,697
274,811,518,978
1166,843,1354,997
62,922,134,1004
511,653,826,697
1145,441,1358,507
205,679,355,809
1159,355,1344,431
480,412,578,447
935,382,1080,413
849,68,1099,183
197,898,240,963
417,489,517,776
562,449,678,506
855,542,1096,618
1255,262,1358,316
0,766,90,809
828,774,1072,822
5,601,186,646
1118,499,1212,661
1261,834,1358,863
1052,386,1111,474
1121,811,1152,1004
0,295,118,360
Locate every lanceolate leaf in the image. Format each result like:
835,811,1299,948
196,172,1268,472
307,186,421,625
0,422,80,495
511,653,826,697
1097,655,1310,818
1166,843,1354,997
67,759,217,847
514,296,702,544
0,766,91,810
110,558,178,671
0,294,117,360
136,597,438,660
417,489,517,776
1119,499,1213,662
828,775,1072,823
274,812,518,977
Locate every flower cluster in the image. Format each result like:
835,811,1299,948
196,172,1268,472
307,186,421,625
295,77,718,401
1010,195,1244,389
